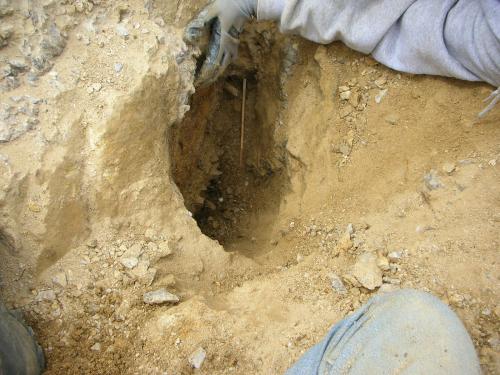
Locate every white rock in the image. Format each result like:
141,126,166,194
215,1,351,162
424,170,443,190
36,289,56,301
345,223,354,235
442,162,456,174
120,257,138,269
115,24,129,38
114,63,123,73
481,308,491,316
340,91,351,100
157,241,173,257
382,276,401,284
375,89,387,103
143,288,179,305
188,347,206,369
91,342,101,351
416,225,434,233
352,253,383,290
52,272,67,288
154,17,165,27
387,251,403,262
9,95,23,102
330,273,347,294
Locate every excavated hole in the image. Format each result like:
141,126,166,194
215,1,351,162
169,70,288,254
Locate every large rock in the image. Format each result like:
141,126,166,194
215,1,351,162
352,252,383,290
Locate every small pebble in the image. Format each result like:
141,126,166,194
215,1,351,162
115,24,129,38
52,272,67,288
9,59,28,71
382,276,401,284
154,17,165,27
385,114,399,125
424,170,443,190
114,63,123,73
340,91,351,100
387,251,403,262
188,347,206,369
120,257,138,269
36,290,56,301
143,288,179,305
330,273,347,294
346,223,354,235
442,163,456,174
9,96,23,102
375,89,388,103
481,308,491,316
416,225,434,233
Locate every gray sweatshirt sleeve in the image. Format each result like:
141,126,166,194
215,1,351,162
257,0,500,87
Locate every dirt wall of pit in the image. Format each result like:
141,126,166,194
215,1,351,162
0,0,240,297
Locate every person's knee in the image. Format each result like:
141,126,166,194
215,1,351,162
364,288,480,373
374,288,448,317
369,288,464,337
0,302,44,375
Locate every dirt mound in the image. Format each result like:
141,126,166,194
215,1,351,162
0,1,498,374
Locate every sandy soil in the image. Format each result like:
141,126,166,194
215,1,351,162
0,1,498,374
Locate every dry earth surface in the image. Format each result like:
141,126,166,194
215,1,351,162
0,1,499,374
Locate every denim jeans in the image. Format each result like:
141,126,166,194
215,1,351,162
286,289,480,375
0,301,44,375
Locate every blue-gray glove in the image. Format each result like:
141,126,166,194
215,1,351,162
185,0,257,86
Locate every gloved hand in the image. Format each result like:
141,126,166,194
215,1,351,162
185,0,257,86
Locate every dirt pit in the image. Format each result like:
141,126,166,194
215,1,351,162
169,29,291,257
0,2,499,375
170,76,287,253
